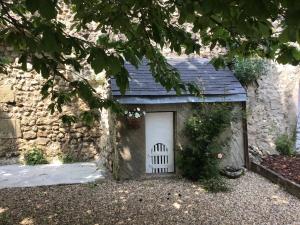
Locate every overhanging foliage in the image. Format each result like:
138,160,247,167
1,0,300,124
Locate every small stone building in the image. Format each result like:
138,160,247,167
111,57,248,179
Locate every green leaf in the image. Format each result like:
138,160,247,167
292,48,300,60
25,0,38,13
74,81,94,102
41,79,53,99
80,111,99,126
210,57,226,69
89,48,107,74
38,0,57,19
257,22,271,37
41,28,59,52
115,67,129,95
40,63,50,78
48,103,55,114
106,55,122,74
18,53,28,71
279,28,290,43
61,115,78,125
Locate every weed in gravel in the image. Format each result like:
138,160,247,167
200,178,231,193
87,182,98,189
0,212,10,225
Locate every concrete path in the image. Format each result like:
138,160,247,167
0,162,106,189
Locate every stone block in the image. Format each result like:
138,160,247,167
0,119,21,138
23,131,37,140
57,133,64,138
36,118,52,125
35,138,50,146
0,85,15,103
37,130,48,137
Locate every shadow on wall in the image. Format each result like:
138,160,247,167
0,73,20,164
24,74,113,165
0,77,111,166
247,62,300,154
0,109,20,164
49,77,112,166
44,99,105,163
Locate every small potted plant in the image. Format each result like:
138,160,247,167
124,107,146,129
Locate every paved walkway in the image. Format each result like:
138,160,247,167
0,162,106,189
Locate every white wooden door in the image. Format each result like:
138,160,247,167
145,112,174,173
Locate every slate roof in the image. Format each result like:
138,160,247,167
111,57,246,104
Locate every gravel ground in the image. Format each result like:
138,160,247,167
1,172,300,225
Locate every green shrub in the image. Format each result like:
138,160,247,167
177,103,232,184
275,134,294,156
233,57,269,86
24,147,48,165
60,153,77,163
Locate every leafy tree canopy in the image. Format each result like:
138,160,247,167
1,0,300,124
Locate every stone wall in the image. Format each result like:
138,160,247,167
247,62,300,159
0,3,116,167
0,46,113,168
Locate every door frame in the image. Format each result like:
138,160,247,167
144,110,176,173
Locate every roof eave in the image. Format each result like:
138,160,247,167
114,94,247,105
